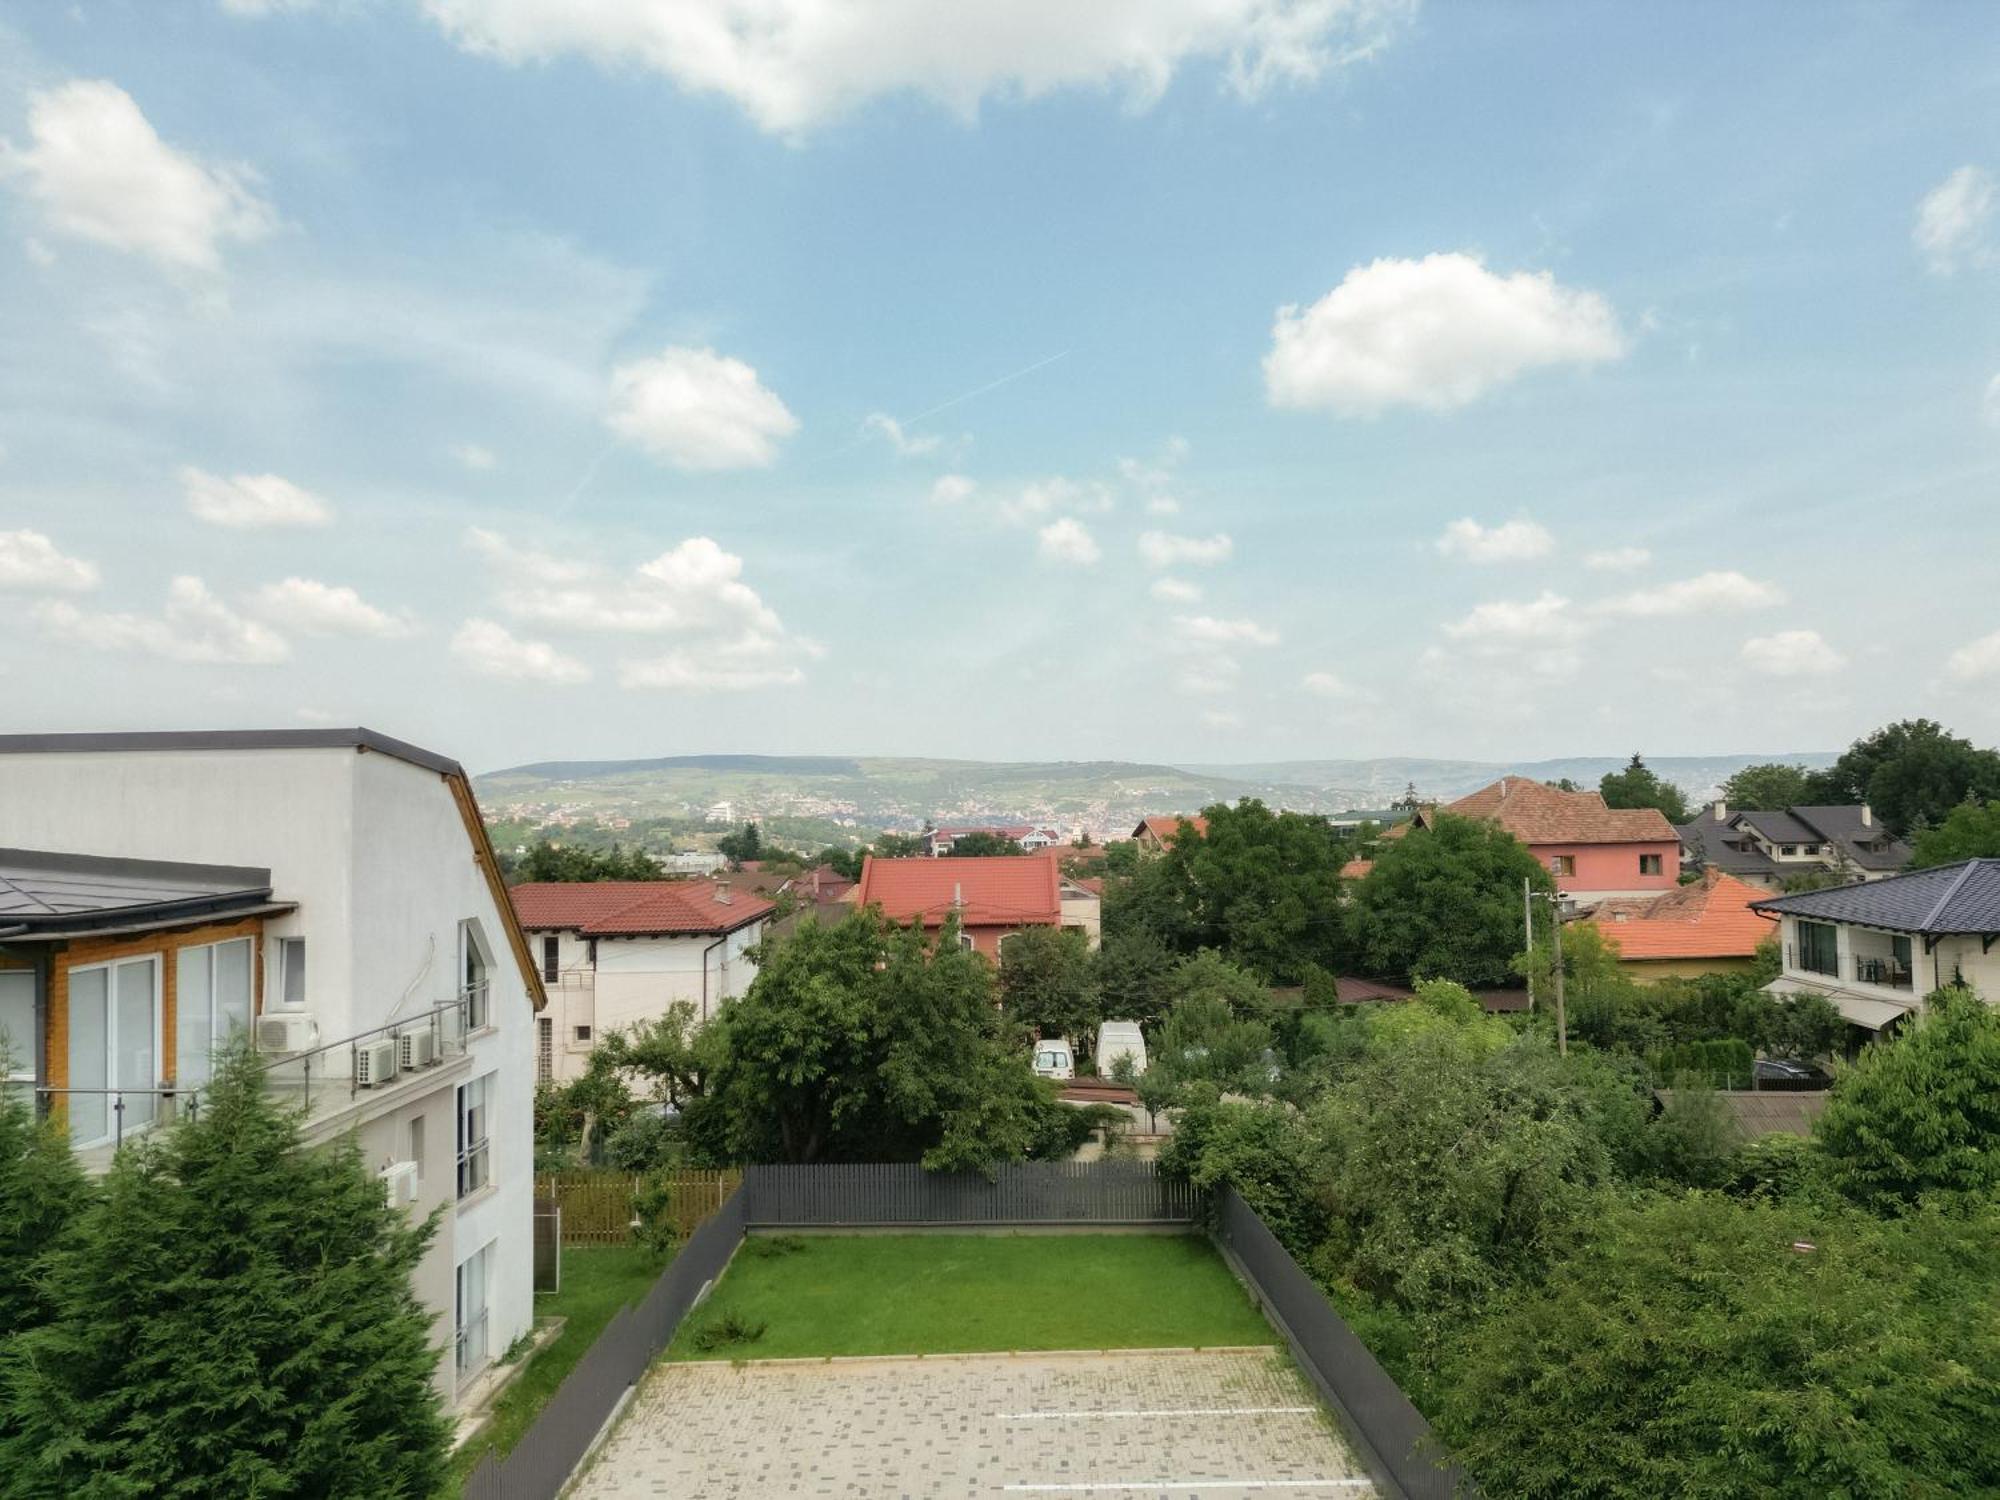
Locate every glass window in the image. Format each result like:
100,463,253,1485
1797,920,1839,977
455,1242,492,1378
278,938,307,1008
541,934,559,984
1639,854,1663,876
457,1073,492,1198
66,956,159,1146
0,970,34,1084
461,922,491,1031
536,1017,553,1083
410,1115,425,1182
1550,855,1576,877
1781,845,1797,857
175,938,254,1090
573,1025,591,1043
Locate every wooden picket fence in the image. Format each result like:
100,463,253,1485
534,1169,743,1246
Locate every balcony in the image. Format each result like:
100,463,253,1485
1782,945,1914,992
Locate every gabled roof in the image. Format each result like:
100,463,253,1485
1734,809,1820,844
854,851,1062,928
1134,814,1209,843
0,847,287,938
1587,869,1776,960
1440,778,1678,845
1788,805,1911,870
511,880,775,937
1677,803,1912,874
1751,858,2000,935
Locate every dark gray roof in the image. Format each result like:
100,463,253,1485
0,728,462,779
1750,859,2000,935
1679,803,1912,876
1789,805,1911,871
1735,809,1819,844
1675,818,1781,876
0,848,277,937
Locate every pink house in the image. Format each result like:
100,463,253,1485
1413,777,1681,905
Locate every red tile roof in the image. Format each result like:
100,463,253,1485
1135,814,1209,843
854,851,1062,928
1586,869,1777,960
1442,777,1678,846
510,880,774,936
1340,858,1374,880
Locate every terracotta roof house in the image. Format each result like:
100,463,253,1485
1750,858,2000,1033
1132,814,1209,853
853,850,1096,956
1409,777,1681,906
925,824,1061,856
1586,869,1778,979
1676,802,1910,891
510,880,774,1076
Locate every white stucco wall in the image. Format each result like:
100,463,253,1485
0,742,536,1408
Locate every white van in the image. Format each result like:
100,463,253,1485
1031,1037,1075,1080
1095,1021,1147,1078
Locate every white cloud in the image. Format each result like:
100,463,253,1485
1441,591,1573,643
181,466,332,528
605,345,798,470
1150,576,1202,604
450,618,591,684
930,473,977,505
1037,516,1101,566
1591,570,1784,618
1301,670,1353,697
1263,252,1625,416
452,442,498,471
1584,545,1650,572
1138,530,1233,568
1174,614,1279,646
248,577,413,638
1435,516,1554,563
863,411,941,457
1914,165,1994,275
0,81,275,272
1005,475,1113,524
1145,495,1181,516
1944,629,2000,683
418,0,1414,135
0,530,99,591
467,529,816,690
1740,629,1845,677
1201,708,1243,730
36,576,288,664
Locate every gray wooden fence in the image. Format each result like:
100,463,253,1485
1213,1187,1473,1500
740,1159,1200,1226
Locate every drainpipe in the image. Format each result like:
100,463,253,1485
700,933,727,1021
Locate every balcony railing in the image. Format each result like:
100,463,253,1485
254,993,474,1122
1784,946,1914,991
33,1085,198,1152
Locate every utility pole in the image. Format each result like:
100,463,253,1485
1551,894,1567,1057
1523,877,1536,1014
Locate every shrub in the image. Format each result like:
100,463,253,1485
687,1310,767,1351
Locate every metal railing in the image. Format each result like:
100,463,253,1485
33,1084,196,1151
253,993,472,1119
1783,945,1913,990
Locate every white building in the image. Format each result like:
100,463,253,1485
0,729,542,1411
510,880,774,1081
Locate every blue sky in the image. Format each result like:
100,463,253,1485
2,2,1997,772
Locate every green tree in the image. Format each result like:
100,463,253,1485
1093,927,1178,1031
0,1079,89,1335
1347,813,1553,986
513,840,666,883
945,832,1025,857
1434,1194,2000,1499
998,926,1100,1041
704,909,1048,1169
0,1047,449,1497
1909,798,2000,867
1806,718,2000,836
869,832,928,859
1149,991,1275,1098
1599,753,1691,823
1717,762,1814,811
716,821,763,866
1816,986,2000,1210
812,846,864,881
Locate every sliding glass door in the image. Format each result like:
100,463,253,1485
66,955,160,1146
175,938,254,1090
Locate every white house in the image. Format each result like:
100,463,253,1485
1750,858,2000,1033
509,880,774,1081
0,728,542,1411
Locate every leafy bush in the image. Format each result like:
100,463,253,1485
1653,1038,1755,1090
745,1234,807,1259
630,1173,681,1258
687,1310,768,1351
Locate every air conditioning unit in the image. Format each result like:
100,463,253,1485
398,1029,438,1072
377,1160,419,1207
255,1013,317,1054
355,1037,400,1088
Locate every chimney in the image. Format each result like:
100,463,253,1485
1860,803,1872,827
713,881,732,905
953,881,963,909
1712,800,1728,822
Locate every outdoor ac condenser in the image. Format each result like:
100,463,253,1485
398,1029,438,1071
254,1013,316,1055
355,1036,399,1089
377,1160,419,1207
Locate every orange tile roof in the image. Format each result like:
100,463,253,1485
1443,777,1678,846
1136,814,1209,843
510,880,774,936
1586,869,1777,960
1340,858,1374,880
854,850,1062,928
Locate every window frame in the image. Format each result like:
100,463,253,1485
174,936,255,1091
1796,919,1839,977
1549,854,1576,877
274,936,308,1010
540,933,560,984
455,1240,493,1381
456,1072,493,1199
459,921,493,1033
65,953,163,1147
1638,853,1663,876
0,969,36,1086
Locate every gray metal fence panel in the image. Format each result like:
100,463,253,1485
1212,1187,1473,1500
742,1160,1200,1225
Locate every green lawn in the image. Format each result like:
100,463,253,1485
669,1232,1273,1360
447,1245,663,1493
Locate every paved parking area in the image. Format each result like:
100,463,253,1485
569,1347,1377,1498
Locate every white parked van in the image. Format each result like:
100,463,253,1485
1031,1037,1075,1080
1096,1021,1147,1078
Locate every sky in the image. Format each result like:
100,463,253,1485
2,2,1998,775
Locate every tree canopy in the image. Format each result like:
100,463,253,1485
1806,719,2000,836
1599,753,1691,823
1908,799,2000,868
1345,813,1551,986
945,832,1026,857
1716,761,1814,811
511,839,665,883
0,1077,88,1337
998,925,1100,1040
716,821,764,866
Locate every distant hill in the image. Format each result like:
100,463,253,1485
474,749,1842,843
